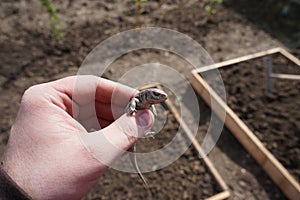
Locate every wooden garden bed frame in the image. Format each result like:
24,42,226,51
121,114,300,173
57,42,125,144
139,84,230,200
190,47,300,200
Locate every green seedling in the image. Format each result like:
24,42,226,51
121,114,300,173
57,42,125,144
205,0,223,14
135,0,148,15
40,0,62,40
134,0,149,29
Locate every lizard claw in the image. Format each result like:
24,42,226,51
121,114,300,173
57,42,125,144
145,131,156,138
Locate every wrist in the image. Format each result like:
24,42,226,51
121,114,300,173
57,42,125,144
0,161,32,199
1,127,37,198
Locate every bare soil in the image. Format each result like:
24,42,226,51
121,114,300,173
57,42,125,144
84,111,221,200
1,0,299,199
219,53,300,183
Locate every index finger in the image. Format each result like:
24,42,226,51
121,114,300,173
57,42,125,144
96,78,138,106
52,75,137,106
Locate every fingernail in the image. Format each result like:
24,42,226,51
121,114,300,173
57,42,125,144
137,111,151,127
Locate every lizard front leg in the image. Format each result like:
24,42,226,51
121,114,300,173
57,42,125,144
125,97,139,115
150,104,157,116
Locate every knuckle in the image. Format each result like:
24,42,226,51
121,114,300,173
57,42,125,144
23,85,39,99
21,84,45,105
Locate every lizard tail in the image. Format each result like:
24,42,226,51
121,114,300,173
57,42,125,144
129,145,150,189
137,170,150,189
129,145,154,198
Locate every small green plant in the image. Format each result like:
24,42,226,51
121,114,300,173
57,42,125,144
205,0,223,14
40,0,62,40
135,0,148,15
134,0,148,29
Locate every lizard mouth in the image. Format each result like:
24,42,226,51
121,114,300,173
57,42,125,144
160,95,168,101
155,94,168,102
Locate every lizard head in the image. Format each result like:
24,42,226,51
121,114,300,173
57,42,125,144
146,88,168,103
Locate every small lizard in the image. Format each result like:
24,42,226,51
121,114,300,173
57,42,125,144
125,88,168,188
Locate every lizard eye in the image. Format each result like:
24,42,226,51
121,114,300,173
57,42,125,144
151,91,162,98
153,92,160,96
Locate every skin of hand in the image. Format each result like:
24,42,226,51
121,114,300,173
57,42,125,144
0,75,154,200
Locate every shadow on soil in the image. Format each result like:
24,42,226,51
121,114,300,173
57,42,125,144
224,0,300,49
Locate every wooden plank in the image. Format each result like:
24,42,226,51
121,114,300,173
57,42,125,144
164,97,229,192
190,71,300,200
279,48,300,67
206,191,231,200
270,73,300,80
193,48,281,73
137,83,161,90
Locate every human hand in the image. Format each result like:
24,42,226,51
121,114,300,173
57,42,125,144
1,76,154,200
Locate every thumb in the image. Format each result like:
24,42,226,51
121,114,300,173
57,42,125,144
79,110,154,166
102,109,155,150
